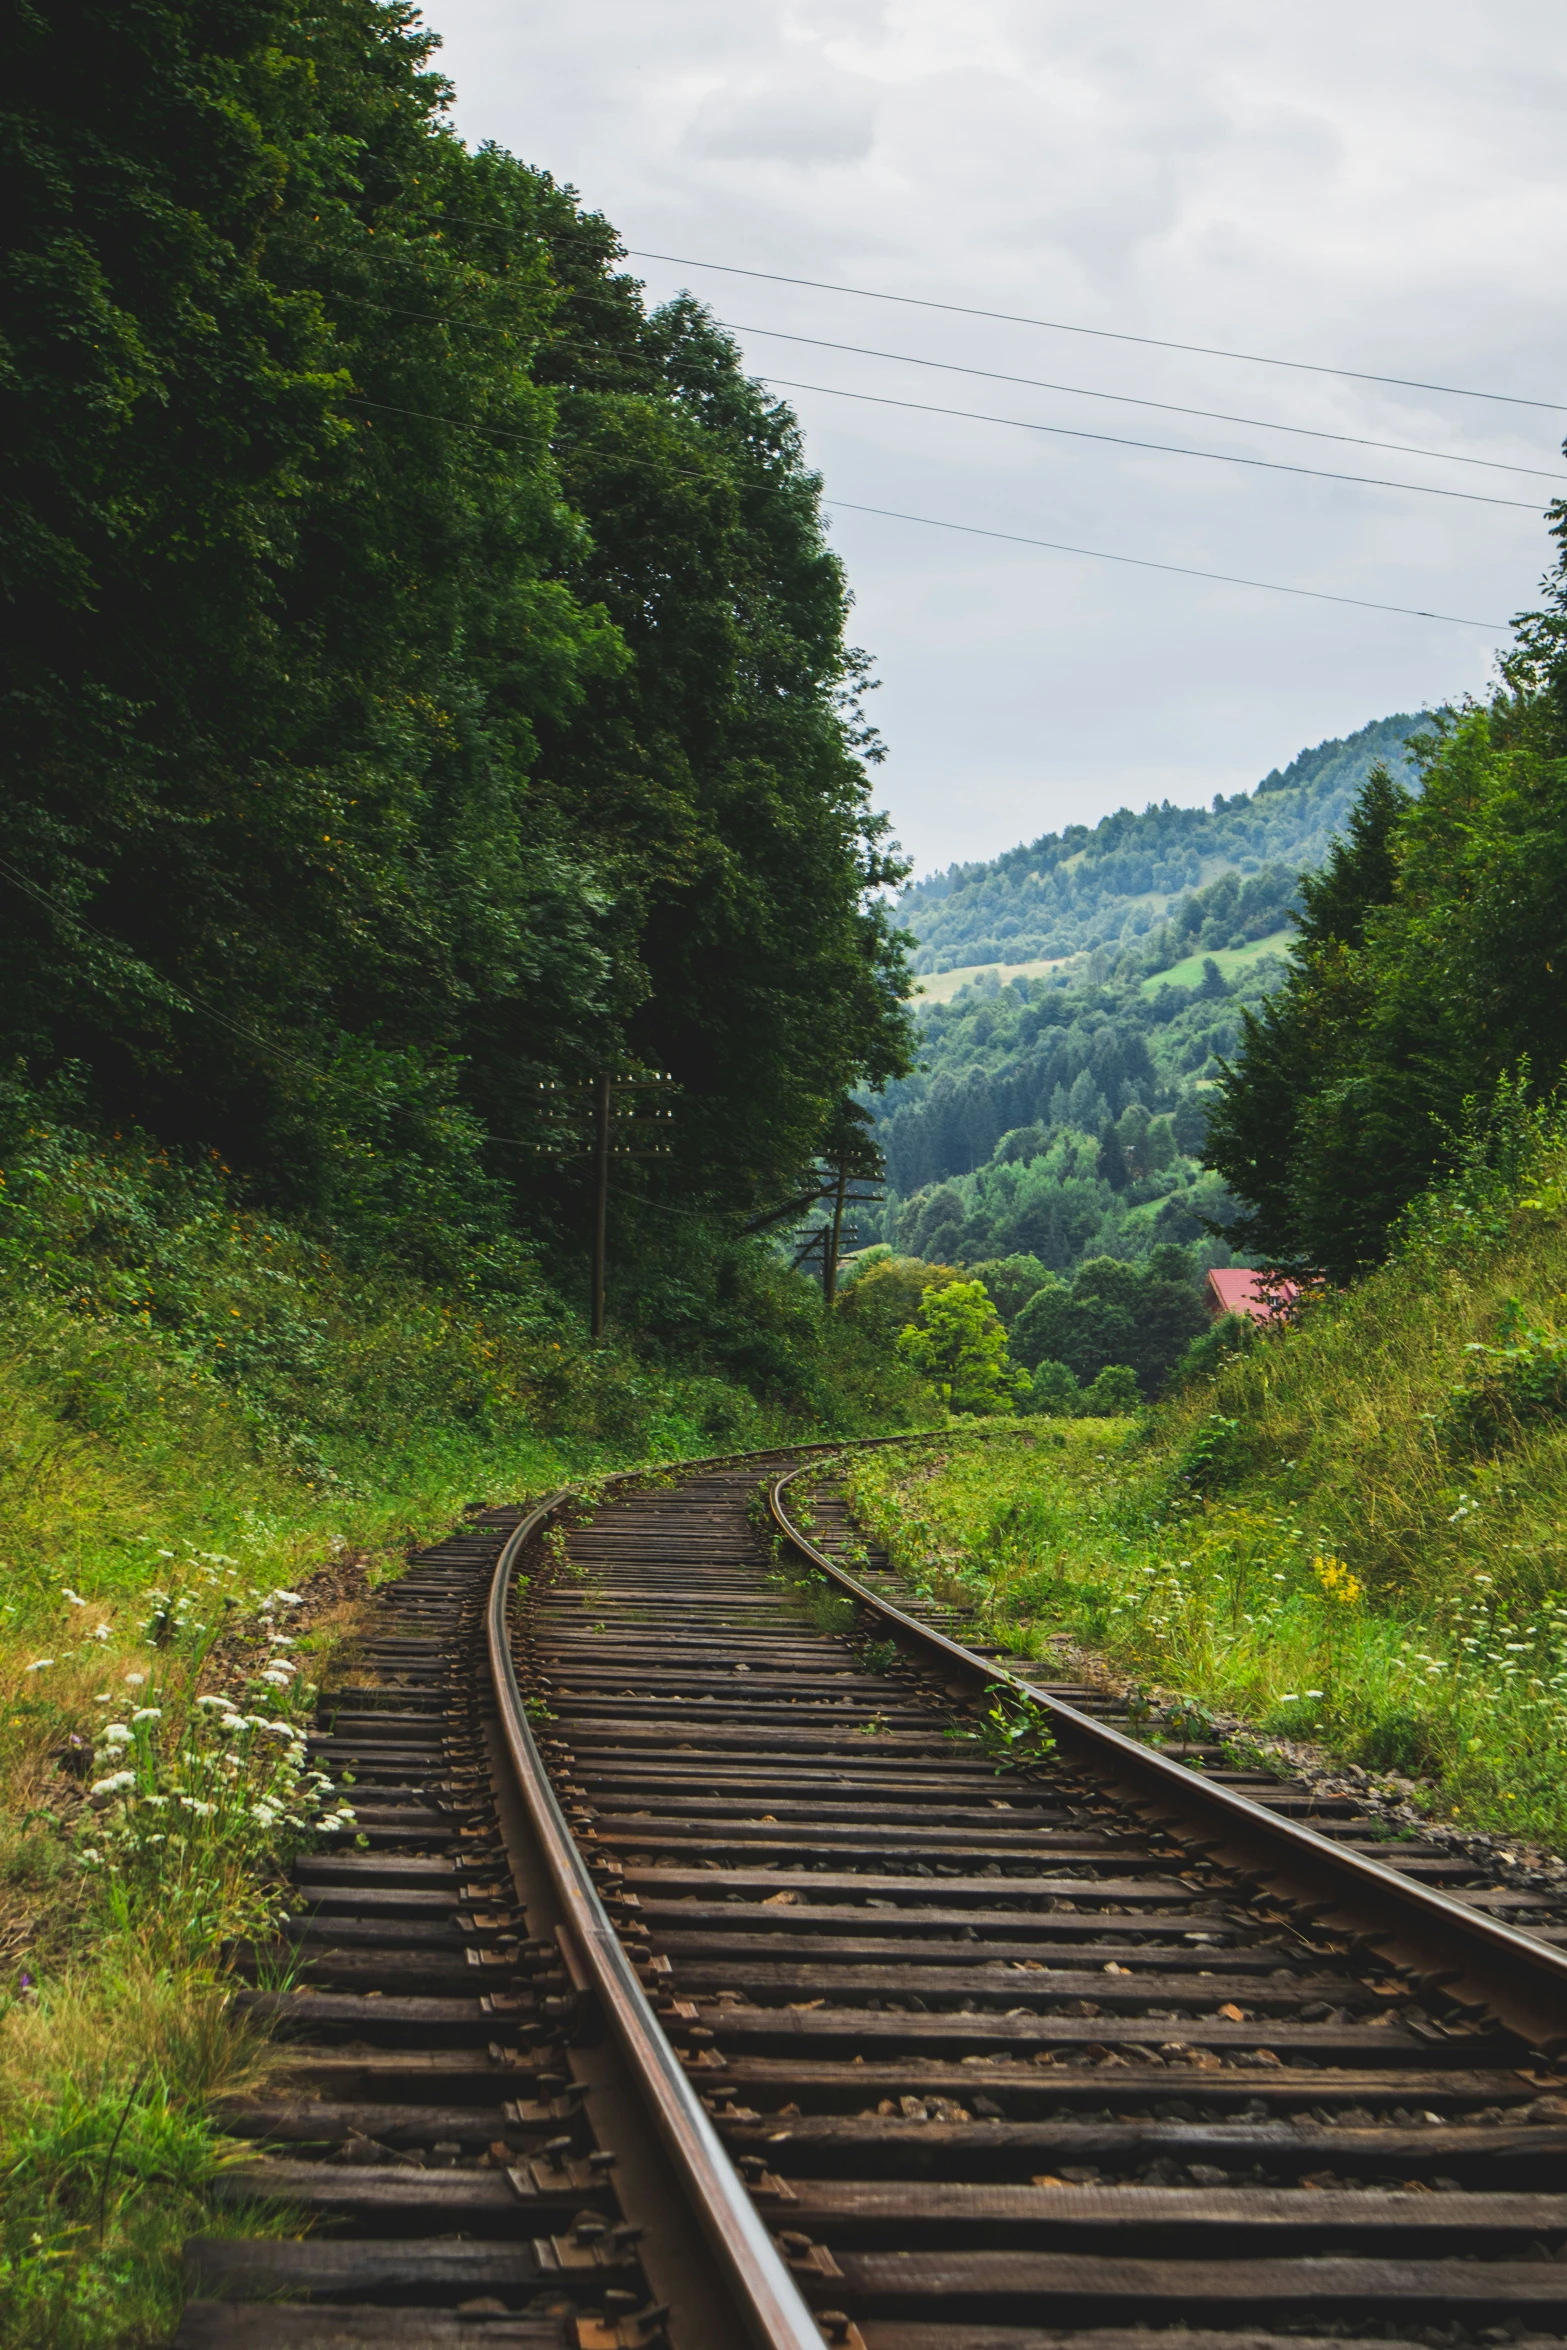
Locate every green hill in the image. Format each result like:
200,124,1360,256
867,948,1286,1279
844,1101,1567,1850
901,712,1424,976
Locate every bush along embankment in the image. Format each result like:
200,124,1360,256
0,1111,926,2345
842,1098,1567,1856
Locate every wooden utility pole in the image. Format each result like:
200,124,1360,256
532,1070,676,1342
823,1164,849,1307
591,1070,612,1341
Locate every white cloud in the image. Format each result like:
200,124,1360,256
681,74,877,165
428,0,1567,869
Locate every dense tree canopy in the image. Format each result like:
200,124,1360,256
899,712,1420,975
1009,1248,1208,1397
1206,534,1567,1282
0,0,910,1274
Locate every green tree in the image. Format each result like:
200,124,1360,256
1024,1358,1082,1415
1079,1362,1142,1415
0,0,913,1286
1206,655,1567,1282
840,1255,962,1347
1010,1254,1206,1395
896,1278,1023,1415
1204,762,1415,1274
964,1253,1055,1323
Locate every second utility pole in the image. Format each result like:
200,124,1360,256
591,1070,612,1341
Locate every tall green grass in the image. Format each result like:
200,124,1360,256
844,1112,1567,1852
0,1117,921,2344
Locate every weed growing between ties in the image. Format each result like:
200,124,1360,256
843,1112,1567,1851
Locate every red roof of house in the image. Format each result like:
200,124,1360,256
1206,1266,1297,1323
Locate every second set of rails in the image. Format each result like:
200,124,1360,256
180,1441,1567,2350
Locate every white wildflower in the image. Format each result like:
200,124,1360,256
25,1659,55,1672
91,1771,137,1797
62,1589,86,1608
131,1707,162,1725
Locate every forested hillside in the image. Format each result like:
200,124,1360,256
1210,609,1567,1281
1,0,910,1306
900,711,1422,975
869,949,1275,1271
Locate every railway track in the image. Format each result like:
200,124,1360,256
180,1443,1567,2350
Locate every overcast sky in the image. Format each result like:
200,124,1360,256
428,0,1567,876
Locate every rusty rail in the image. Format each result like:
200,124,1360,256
487,1491,826,2350
768,1457,1567,2055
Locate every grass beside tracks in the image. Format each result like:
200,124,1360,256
0,1117,920,2346
843,1114,1567,1856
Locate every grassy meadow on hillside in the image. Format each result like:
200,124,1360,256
843,1111,1567,1852
1137,933,1292,995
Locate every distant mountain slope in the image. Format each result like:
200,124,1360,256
901,712,1424,974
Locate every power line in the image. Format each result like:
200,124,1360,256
314,213,1566,415
625,249,1567,418
328,216,1564,416
820,501,1510,630
759,375,1542,511
318,286,1566,488
713,323,1567,487
340,397,1513,629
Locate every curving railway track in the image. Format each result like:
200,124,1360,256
180,1443,1567,2350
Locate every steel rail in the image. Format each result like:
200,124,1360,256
768,1458,1567,2054
487,1487,826,2350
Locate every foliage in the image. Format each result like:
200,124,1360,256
844,1108,1567,1851
1079,1363,1143,1416
1165,1311,1258,1394
1010,1248,1208,1397
835,1254,962,1347
1445,1298,1567,1455
872,952,1278,1282
964,1254,1055,1322
0,1960,268,2349
950,1682,1058,1772
1024,1359,1084,1415
899,713,1422,974
0,0,911,1279
1208,547,1567,1280
895,1280,1023,1416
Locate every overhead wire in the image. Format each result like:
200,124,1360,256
341,395,1513,631
751,374,1542,511
707,321,1567,487
623,247,1567,417
317,259,1566,490
316,212,1563,415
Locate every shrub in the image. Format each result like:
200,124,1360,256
896,1280,1025,1415
1079,1363,1141,1416
1025,1359,1083,1416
